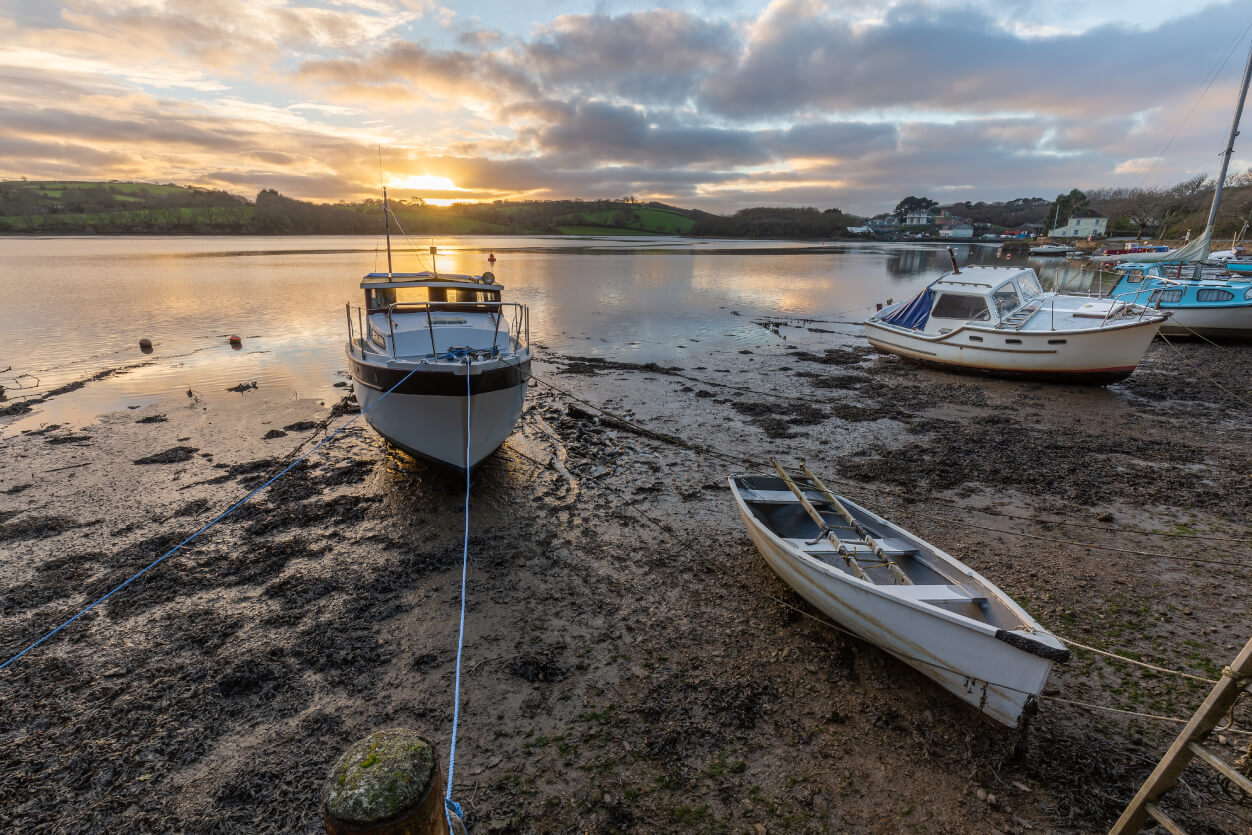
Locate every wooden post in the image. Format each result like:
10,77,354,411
322,729,454,835
1109,636,1252,834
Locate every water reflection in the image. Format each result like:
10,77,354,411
0,236,1031,431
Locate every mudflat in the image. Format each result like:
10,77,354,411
1,338,1250,833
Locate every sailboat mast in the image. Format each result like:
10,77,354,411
380,185,390,274
1204,41,1252,237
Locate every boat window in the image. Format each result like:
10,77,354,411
1018,272,1043,297
930,293,991,320
991,282,1022,316
368,286,500,311
1158,289,1183,303
1124,270,1143,284
1196,288,1234,302
1245,287,1252,300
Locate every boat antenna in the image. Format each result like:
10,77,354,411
1202,39,1252,255
378,145,393,276
382,186,393,276
947,247,961,274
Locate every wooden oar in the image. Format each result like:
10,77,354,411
770,458,872,582
798,461,913,586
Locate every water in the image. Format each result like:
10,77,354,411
0,235,1069,433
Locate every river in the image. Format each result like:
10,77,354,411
0,234,1087,432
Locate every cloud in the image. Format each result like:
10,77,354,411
523,10,738,104
2,0,1250,214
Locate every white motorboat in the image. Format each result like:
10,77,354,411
1029,244,1076,256
864,265,1169,383
343,198,530,471
730,463,1069,727
345,267,530,470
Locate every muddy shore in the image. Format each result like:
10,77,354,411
1,332,1251,834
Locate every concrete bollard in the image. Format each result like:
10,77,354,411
322,729,460,835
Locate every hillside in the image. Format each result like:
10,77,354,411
0,181,850,238
0,182,708,237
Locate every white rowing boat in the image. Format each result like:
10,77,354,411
729,463,1068,727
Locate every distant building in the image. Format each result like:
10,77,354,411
847,226,873,235
1050,215,1108,238
867,216,897,229
939,224,974,238
904,209,936,226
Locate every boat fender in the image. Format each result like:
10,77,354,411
994,629,1071,663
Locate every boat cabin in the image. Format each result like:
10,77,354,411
353,271,524,359
1109,262,1252,307
361,272,501,313
907,267,1043,334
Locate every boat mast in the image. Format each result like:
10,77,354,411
382,186,393,276
1203,40,1252,241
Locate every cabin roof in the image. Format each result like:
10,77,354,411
359,271,500,290
930,266,1037,292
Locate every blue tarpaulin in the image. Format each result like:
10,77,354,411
881,286,934,330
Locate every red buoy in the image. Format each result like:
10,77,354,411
487,251,496,264
228,335,242,350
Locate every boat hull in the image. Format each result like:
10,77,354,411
1156,304,1252,338
863,318,1161,384
349,353,530,471
731,495,1054,726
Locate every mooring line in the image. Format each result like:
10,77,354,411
0,364,423,673
444,355,472,829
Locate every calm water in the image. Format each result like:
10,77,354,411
0,235,1088,432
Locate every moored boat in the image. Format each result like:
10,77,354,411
730,463,1069,727
1029,243,1077,256
863,265,1168,383
1104,262,1252,338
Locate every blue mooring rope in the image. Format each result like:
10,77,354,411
445,355,471,829
0,365,423,673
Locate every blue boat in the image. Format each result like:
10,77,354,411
1106,263,1252,338
1096,41,1252,338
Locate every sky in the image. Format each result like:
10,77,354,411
4,0,1252,214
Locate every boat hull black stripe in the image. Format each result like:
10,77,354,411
349,357,530,396
994,629,1071,663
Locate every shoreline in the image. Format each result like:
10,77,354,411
2,339,1251,832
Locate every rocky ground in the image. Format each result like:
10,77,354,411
1,332,1251,834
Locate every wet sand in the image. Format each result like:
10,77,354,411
2,332,1251,834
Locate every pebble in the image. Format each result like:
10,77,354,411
976,788,987,802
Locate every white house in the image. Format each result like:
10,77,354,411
1050,216,1108,238
904,209,935,226
939,224,974,238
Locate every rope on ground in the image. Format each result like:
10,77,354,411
1044,696,1252,736
1054,636,1219,684
859,503,1252,569
536,358,1252,546
0,364,424,673
524,370,1252,568
1159,331,1252,409
444,355,472,829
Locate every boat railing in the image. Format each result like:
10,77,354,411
345,301,529,360
1099,286,1171,327
992,288,1170,332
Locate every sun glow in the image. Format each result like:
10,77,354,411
388,174,462,191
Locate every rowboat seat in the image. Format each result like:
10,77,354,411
885,584,983,605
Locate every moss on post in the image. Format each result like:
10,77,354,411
322,729,447,835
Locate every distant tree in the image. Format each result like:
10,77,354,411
1045,188,1091,232
893,196,937,222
